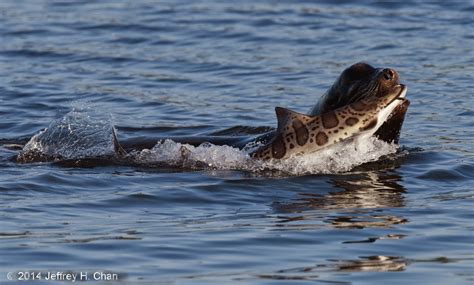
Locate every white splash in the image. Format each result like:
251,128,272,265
263,137,398,175
133,140,252,169
22,109,116,160
131,136,398,175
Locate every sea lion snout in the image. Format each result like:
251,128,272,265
381,68,398,83
382,68,394,80
376,67,400,98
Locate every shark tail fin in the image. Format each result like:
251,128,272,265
112,128,127,157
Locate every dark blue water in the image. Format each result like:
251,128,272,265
1,1,473,284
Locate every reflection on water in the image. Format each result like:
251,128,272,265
317,172,405,209
274,170,407,229
256,256,407,282
329,255,406,272
262,171,429,280
329,215,407,229
259,256,406,280
258,255,474,281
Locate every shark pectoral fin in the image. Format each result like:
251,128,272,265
275,107,314,132
112,128,127,157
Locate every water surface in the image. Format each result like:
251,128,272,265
0,1,473,284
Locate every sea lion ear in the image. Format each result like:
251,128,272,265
275,107,313,131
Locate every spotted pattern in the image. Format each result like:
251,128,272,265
345,117,359,126
322,111,339,128
361,118,378,131
250,85,403,160
271,135,286,159
315,132,328,146
292,119,309,146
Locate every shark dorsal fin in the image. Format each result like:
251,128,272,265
112,128,127,157
275,107,314,132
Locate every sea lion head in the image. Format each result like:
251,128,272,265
309,62,410,143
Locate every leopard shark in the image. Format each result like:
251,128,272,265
251,84,407,160
250,63,410,160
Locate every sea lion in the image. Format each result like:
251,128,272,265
308,62,409,144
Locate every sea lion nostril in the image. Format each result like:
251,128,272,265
383,68,394,80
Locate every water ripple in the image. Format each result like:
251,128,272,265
0,1,472,284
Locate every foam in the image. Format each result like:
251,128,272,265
130,137,398,175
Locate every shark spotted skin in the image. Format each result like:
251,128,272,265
251,85,407,160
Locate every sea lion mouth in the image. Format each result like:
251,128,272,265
372,83,409,144
368,84,408,134
396,84,407,99
387,84,408,106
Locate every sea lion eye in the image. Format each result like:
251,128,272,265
382,68,394,81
